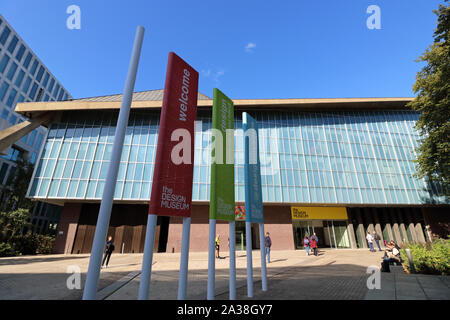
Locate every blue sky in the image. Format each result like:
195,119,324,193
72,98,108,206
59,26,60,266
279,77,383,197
0,0,444,99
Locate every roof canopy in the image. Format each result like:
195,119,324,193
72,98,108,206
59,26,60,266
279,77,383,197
15,89,415,121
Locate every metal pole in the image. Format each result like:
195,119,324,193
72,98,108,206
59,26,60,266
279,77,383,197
82,25,144,300
259,223,267,291
229,221,236,300
177,217,191,299
207,219,216,300
138,214,158,300
405,248,416,274
246,221,253,298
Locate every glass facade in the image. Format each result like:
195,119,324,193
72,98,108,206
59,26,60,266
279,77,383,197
28,109,446,205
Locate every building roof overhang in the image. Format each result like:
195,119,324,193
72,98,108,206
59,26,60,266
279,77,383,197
15,95,415,126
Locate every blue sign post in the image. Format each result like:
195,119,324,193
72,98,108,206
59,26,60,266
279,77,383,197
242,112,267,296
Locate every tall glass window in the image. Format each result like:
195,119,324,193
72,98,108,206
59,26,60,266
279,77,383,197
5,88,17,108
6,61,17,80
29,60,38,76
0,82,9,102
36,66,45,82
23,52,32,69
7,35,18,54
0,26,11,45
0,54,10,73
15,44,25,62
14,69,25,87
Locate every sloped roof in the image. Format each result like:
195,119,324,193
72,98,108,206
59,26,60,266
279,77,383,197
75,89,211,102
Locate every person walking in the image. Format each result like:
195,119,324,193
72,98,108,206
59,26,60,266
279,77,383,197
303,235,310,256
310,234,318,256
101,236,115,268
372,230,382,251
312,232,319,255
366,231,376,252
264,232,272,263
215,235,220,259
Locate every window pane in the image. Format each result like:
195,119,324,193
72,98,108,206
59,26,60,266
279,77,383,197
6,62,17,80
15,44,25,62
0,54,10,73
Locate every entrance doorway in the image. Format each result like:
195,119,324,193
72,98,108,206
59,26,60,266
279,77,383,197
293,220,351,249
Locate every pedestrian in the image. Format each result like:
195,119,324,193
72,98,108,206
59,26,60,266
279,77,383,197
101,236,115,268
215,235,220,259
372,230,382,251
310,234,318,256
303,235,310,256
366,231,375,252
264,232,272,263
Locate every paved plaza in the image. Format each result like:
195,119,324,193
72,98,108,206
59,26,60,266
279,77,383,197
0,249,448,300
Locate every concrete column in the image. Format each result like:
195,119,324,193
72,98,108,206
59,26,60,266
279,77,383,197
364,208,375,233
412,209,427,244
346,209,358,249
356,208,368,248
372,208,385,244
381,207,394,243
397,209,409,244
389,208,403,245
405,208,419,243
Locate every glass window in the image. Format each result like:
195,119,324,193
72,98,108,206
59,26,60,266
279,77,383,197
5,88,17,108
6,62,17,80
36,66,44,82
23,52,32,69
1,109,9,120
47,78,55,93
14,69,25,87
27,130,37,147
0,162,9,184
22,76,31,94
0,26,11,45
57,89,64,101
42,72,49,87
53,83,60,98
7,36,18,54
30,59,38,75
0,81,9,102
0,54,10,73
29,82,38,100
15,44,25,62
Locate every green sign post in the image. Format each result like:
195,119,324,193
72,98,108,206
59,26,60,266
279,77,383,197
207,88,236,300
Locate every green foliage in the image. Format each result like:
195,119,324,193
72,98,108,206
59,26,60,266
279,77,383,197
0,242,17,257
407,1,450,198
0,157,34,212
401,238,450,275
0,208,32,239
36,235,55,254
10,233,39,255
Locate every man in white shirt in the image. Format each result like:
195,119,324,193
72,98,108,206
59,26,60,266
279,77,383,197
366,231,376,252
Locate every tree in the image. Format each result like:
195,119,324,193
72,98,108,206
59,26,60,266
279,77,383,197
0,156,34,212
408,1,450,198
0,208,32,240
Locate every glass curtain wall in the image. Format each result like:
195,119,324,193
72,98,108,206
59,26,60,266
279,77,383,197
28,110,444,205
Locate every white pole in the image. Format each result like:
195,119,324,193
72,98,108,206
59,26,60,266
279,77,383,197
207,219,216,300
138,214,158,300
259,223,268,291
246,221,253,298
229,221,236,300
177,217,191,299
82,26,145,300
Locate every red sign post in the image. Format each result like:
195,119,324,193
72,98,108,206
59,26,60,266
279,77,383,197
149,52,199,217
139,52,199,300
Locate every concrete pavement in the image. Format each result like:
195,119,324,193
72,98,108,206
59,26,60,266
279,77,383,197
0,249,448,300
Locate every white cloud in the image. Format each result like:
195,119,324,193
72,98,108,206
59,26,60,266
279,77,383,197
245,42,256,53
202,67,225,84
